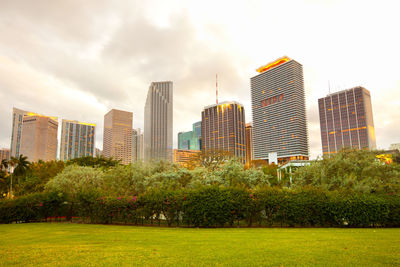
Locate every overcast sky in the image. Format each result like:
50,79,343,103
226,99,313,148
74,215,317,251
0,0,399,159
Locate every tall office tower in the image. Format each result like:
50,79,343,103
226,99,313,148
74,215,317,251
245,123,254,165
19,114,58,162
60,120,96,161
178,131,193,150
103,109,133,165
144,81,173,161
132,128,144,162
10,107,29,158
177,121,202,151
192,121,202,150
0,148,10,162
251,56,309,164
318,86,376,154
201,101,246,160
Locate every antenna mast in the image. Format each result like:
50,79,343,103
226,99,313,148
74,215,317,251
216,74,218,104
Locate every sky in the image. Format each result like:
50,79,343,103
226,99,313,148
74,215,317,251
0,0,399,159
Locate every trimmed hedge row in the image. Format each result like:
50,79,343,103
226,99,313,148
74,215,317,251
1,187,399,227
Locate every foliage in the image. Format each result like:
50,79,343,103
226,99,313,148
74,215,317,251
45,165,104,200
66,156,121,169
293,149,400,193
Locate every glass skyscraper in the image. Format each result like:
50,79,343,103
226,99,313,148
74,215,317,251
178,121,201,151
60,120,96,161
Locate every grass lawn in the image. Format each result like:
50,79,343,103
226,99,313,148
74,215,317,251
0,223,399,266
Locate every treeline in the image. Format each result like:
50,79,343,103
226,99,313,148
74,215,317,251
1,149,399,227
0,187,399,227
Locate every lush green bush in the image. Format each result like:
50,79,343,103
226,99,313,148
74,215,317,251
1,187,399,227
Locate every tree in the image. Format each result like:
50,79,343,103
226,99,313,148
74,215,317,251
66,156,120,169
1,159,8,172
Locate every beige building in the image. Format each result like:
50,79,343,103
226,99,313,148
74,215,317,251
10,107,29,158
0,148,10,162
19,114,59,162
103,109,133,165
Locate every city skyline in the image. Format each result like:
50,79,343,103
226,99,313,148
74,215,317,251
0,1,399,160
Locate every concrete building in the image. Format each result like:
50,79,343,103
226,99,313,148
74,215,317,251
19,114,58,162
0,148,10,162
251,56,309,164
60,120,96,161
144,81,173,161
10,107,29,158
201,101,246,161
318,86,376,154
132,128,144,162
103,109,133,165
245,122,253,165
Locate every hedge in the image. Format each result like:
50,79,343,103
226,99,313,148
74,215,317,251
1,187,399,227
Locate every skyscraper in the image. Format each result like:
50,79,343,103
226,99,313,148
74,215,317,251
60,120,96,161
144,81,173,161
245,122,253,165
103,109,133,164
318,86,376,154
19,113,58,162
201,101,246,160
178,121,202,151
10,107,29,158
0,148,10,162
132,128,144,162
251,56,309,164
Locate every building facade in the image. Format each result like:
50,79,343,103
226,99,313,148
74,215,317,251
318,86,376,154
132,128,144,162
178,121,202,151
201,101,246,161
0,148,10,162
251,56,309,164
245,122,253,165
19,114,58,162
60,120,96,161
173,149,201,168
10,107,29,158
144,81,173,161
103,109,133,165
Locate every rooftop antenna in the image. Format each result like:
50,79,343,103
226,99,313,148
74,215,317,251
216,74,219,104
328,80,331,94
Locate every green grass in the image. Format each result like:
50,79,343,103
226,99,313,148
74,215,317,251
0,224,399,266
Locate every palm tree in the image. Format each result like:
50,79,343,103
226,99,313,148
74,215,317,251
1,159,8,172
8,155,30,199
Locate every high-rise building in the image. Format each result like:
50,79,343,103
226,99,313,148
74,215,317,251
144,81,173,161
251,56,309,164
10,107,29,158
132,128,144,162
318,86,376,154
245,123,253,165
178,131,193,150
201,101,246,161
0,148,10,162
178,121,202,151
103,109,133,165
19,113,58,162
60,120,96,161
